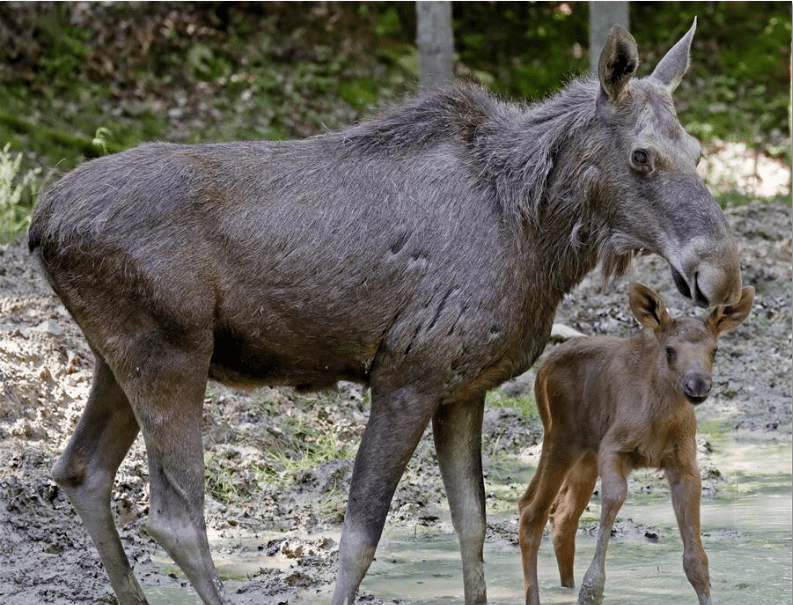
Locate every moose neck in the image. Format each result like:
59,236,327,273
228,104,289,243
492,77,623,302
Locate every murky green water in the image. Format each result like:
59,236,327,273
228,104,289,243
362,437,791,605
148,436,791,604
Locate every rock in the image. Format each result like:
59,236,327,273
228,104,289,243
551,323,586,341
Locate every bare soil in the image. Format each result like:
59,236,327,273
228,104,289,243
0,199,790,604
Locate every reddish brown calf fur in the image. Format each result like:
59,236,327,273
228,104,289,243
518,283,754,605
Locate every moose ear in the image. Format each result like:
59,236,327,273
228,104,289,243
629,283,671,331
651,17,697,93
706,286,755,336
598,25,639,104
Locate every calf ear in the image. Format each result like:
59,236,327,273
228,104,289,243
651,17,697,93
629,283,671,331
598,25,639,104
707,286,755,336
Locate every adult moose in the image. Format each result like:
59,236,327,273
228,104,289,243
29,20,740,605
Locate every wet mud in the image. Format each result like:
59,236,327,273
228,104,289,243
0,200,790,604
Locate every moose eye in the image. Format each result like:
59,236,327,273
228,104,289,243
665,346,676,363
632,149,649,165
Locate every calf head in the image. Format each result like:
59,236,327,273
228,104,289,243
594,19,742,307
629,283,754,404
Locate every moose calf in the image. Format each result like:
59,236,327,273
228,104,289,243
518,283,754,605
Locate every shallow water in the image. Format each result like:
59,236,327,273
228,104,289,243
362,436,791,605
148,435,791,604
363,491,791,604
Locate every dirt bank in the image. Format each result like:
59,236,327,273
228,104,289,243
0,199,790,604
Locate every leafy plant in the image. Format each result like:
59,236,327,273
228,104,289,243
486,390,540,425
256,412,353,488
0,144,42,242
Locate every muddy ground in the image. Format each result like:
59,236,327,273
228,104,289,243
0,196,790,604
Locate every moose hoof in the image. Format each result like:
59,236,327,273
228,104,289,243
577,574,605,605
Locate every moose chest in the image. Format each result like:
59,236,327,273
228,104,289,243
606,398,698,471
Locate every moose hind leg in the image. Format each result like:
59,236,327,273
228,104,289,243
52,356,148,605
550,452,598,589
433,397,487,605
332,386,438,605
124,343,229,605
519,449,576,605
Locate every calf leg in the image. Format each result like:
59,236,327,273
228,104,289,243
52,356,148,605
578,452,630,605
433,396,487,605
549,452,598,588
667,462,711,605
331,387,438,605
518,447,576,605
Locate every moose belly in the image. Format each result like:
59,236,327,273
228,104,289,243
208,325,374,391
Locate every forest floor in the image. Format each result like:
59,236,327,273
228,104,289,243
0,162,790,602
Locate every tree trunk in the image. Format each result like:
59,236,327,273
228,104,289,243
416,1,454,90
589,1,629,73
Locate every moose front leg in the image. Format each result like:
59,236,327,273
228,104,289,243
432,396,487,605
667,463,712,605
332,386,438,605
578,452,630,605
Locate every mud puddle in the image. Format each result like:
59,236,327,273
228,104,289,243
364,485,791,604
152,435,790,605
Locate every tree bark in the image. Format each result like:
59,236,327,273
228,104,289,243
589,1,629,73
416,1,454,90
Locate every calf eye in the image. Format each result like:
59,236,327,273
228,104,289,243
632,149,649,165
665,346,676,363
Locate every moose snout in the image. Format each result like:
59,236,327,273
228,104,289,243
682,374,712,404
672,231,742,308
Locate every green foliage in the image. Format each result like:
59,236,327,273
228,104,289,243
454,2,589,100
631,2,791,153
374,5,404,37
338,78,380,110
202,387,355,499
486,390,540,426
453,1,790,152
256,403,353,488
0,144,43,242
0,1,787,241
204,450,243,502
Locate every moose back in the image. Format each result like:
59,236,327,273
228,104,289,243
28,20,741,605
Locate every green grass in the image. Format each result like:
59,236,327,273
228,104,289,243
0,144,46,242
486,390,540,426
256,419,352,488
202,388,356,502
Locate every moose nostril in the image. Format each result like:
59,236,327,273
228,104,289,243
693,273,709,308
671,267,692,300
